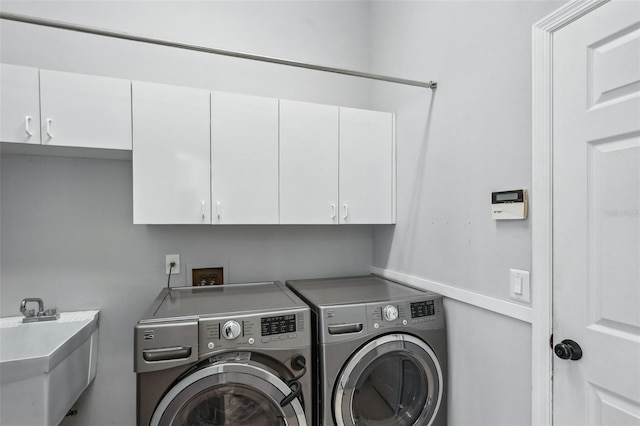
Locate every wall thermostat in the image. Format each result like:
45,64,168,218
492,189,528,220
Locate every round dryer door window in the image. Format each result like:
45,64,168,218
151,361,306,426
334,334,443,426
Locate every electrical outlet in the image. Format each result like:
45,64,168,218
165,254,180,275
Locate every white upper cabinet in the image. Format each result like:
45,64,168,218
40,70,131,150
132,81,211,224
1,63,396,225
280,100,339,224
211,92,279,224
339,107,396,224
0,64,41,144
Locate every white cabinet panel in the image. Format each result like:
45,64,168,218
280,100,339,224
0,64,41,144
132,82,211,224
339,107,395,224
211,92,279,224
40,70,131,150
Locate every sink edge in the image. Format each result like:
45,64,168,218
0,310,100,384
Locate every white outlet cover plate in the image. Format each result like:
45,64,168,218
509,269,530,303
165,254,180,274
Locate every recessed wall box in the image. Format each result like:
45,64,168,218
192,267,224,286
186,261,229,286
492,189,528,220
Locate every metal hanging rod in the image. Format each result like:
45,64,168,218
0,12,437,89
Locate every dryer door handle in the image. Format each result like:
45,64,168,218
328,323,364,335
143,346,192,362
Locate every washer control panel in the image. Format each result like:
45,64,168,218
199,308,309,356
366,298,444,331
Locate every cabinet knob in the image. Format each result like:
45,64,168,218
46,118,54,138
25,116,33,136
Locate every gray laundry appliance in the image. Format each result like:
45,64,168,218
287,275,447,426
134,282,312,426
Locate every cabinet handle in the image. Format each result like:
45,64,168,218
331,204,336,220
343,204,349,220
216,202,221,220
201,201,206,220
25,116,33,136
46,118,54,138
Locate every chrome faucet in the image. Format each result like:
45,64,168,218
20,298,60,322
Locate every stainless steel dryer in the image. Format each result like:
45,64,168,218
134,282,311,426
287,275,447,426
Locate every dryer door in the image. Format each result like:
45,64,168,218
334,334,443,426
151,361,306,426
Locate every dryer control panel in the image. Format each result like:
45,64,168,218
318,297,445,344
366,299,443,330
198,308,309,357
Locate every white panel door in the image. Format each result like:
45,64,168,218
339,107,395,224
553,1,640,424
0,64,40,144
280,100,339,224
40,70,131,150
132,81,211,224
211,92,278,224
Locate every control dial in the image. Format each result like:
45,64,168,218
382,305,399,322
222,320,242,340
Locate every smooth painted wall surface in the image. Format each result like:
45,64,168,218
444,298,533,426
0,0,373,108
0,2,374,425
369,0,562,300
368,1,564,424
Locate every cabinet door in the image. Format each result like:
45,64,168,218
0,64,40,144
339,107,396,224
40,70,131,150
280,100,339,224
132,81,211,224
211,92,279,224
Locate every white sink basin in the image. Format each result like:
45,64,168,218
0,310,100,426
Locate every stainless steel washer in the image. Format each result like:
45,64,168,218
134,282,312,426
287,275,447,426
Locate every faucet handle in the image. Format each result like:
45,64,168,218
44,307,58,316
20,298,45,316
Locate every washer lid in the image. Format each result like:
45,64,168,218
286,275,434,307
140,282,305,322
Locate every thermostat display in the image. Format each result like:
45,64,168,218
492,189,528,220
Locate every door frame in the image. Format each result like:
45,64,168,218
531,1,610,424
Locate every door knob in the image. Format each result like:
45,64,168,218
554,339,583,360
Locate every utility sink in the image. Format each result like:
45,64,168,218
0,310,100,426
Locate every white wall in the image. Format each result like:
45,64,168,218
0,2,375,425
368,1,564,424
0,0,373,107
